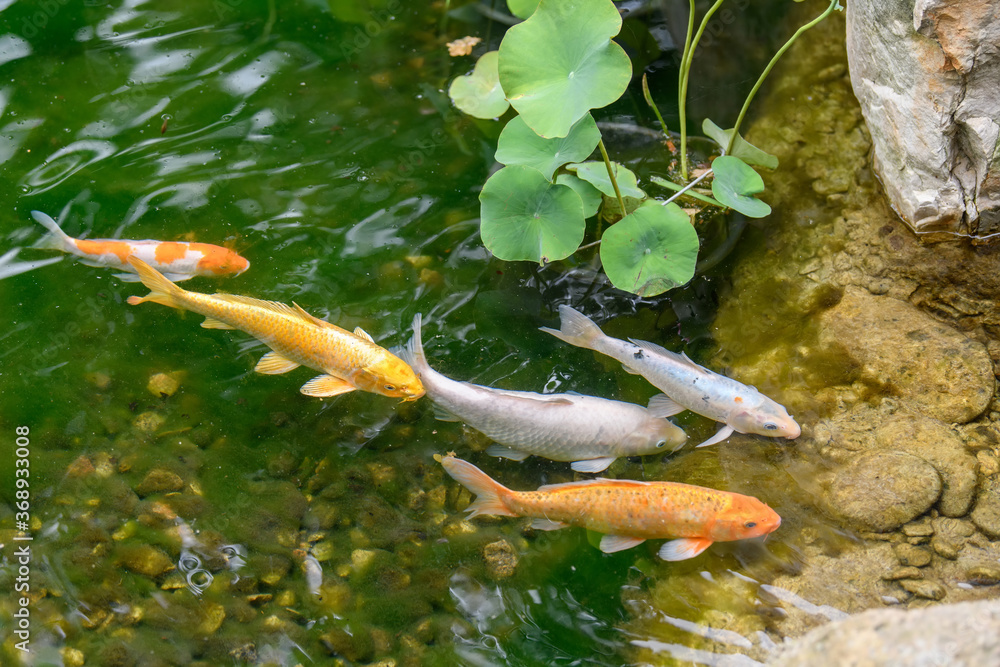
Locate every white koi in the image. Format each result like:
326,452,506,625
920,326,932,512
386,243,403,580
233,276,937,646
540,305,800,447
398,314,687,473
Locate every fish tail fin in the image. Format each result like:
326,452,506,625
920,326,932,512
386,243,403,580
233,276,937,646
397,313,429,372
539,305,605,350
30,211,74,251
125,256,187,309
437,454,517,519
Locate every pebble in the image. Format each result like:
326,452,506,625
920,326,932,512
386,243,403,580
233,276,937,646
135,468,185,497
132,411,166,433
964,566,1000,586
197,602,225,634
893,543,931,567
147,372,181,397
827,451,942,532
930,536,960,560
970,476,1000,538
901,519,935,537
883,566,922,581
117,544,175,578
897,579,946,600
483,539,519,580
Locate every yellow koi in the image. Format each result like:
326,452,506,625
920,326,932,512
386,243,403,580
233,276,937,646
125,257,423,401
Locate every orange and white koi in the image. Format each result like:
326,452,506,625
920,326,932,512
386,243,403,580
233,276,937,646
125,257,424,401
31,211,249,282
439,454,780,561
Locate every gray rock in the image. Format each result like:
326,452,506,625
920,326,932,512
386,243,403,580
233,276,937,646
846,0,1000,237
768,599,1000,666
970,476,1000,538
875,415,979,516
818,287,994,424
828,450,942,532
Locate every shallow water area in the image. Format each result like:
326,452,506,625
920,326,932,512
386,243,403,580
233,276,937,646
3,2,986,666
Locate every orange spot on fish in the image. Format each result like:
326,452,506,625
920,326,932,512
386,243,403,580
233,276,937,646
153,242,190,265
734,396,743,403
75,238,132,263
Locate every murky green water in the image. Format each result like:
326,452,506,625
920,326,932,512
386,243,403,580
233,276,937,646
0,2,827,665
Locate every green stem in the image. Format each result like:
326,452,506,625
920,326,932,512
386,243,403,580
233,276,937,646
642,73,669,140
652,172,721,207
679,0,726,181
597,138,627,217
726,0,841,154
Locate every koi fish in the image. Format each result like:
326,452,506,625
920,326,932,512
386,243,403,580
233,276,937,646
31,211,249,282
439,454,780,561
541,305,800,448
125,257,423,401
398,314,686,473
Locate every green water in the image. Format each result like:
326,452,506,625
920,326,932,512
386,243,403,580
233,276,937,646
0,2,822,665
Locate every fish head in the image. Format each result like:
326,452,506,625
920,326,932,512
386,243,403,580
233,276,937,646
626,419,688,456
354,356,426,401
199,246,250,276
729,400,800,439
712,494,782,542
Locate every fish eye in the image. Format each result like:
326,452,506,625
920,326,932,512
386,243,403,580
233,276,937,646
764,423,778,431
384,384,396,391
744,521,757,528
656,440,666,449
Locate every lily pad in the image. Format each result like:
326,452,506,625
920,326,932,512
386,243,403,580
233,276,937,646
600,201,699,297
554,173,602,218
480,165,585,263
498,0,631,138
567,161,645,199
710,155,771,218
449,51,510,119
495,114,600,180
507,0,539,19
702,119,778,169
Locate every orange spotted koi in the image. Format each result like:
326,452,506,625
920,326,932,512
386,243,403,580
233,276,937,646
439,454,781,561
31,211,249,282
126,257,424,401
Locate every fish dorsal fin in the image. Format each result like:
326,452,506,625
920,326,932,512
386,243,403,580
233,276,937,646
214,293,302,318
292,302,336,328
353,326,374,342
628,338,705,372
537,477,652,492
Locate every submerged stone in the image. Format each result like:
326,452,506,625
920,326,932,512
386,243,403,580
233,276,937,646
827,451,941,532
482,539,519,580
135,468,185,497
874,415,978,517
117,544,175,578
970,476,1000,538
817,287,994,424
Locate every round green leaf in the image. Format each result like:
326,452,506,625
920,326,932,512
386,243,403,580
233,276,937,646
480,165,585,263
495,114,600,180
498,0,632,138
600,201,699,297
448,51,510,120
710,155,772,218
567,161,645,199
507,0,540,19
555,173,602,218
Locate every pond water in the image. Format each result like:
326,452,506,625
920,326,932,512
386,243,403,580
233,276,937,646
0,2,850,666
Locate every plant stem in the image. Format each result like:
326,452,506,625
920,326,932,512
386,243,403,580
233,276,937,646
726,0,841,154
678,0,726,181
662,168,714,206
652,175,723,208
597,138,627,217
642,74,669,140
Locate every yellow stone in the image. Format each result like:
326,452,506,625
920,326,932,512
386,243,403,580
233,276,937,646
60,648,85,667
197,602,226,635
147,372,181,397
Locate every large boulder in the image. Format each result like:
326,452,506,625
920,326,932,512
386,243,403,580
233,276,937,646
846,0,1000,238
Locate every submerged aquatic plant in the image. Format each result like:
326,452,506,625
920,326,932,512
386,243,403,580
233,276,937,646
447,0,842,297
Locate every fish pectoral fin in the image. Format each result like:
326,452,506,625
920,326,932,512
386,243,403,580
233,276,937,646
255,351,301,375
113,272,143,282
530,518,568,531
620,363,642,376
353,326,375,343
599,535,646,554
432,404,462,422
486,444,531,461
658,537,713,561
695,425,735,448
300,374,356,398
571,457,616,473
647,393,685,418
201,317,236,330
